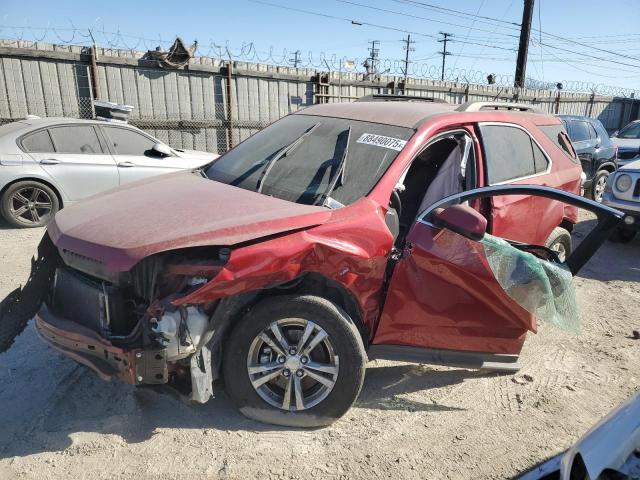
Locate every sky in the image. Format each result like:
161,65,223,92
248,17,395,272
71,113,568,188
1,0,640,93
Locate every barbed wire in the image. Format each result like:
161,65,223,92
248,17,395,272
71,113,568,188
0,22,638,97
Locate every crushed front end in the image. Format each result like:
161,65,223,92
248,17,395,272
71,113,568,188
32,234,230,399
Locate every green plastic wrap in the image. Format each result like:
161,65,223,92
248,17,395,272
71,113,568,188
481,234,579,332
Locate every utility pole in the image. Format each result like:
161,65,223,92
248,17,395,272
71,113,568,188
514,0,535,88
363,40,380,80
402,34,416,92
437,32,453,81
289,50,301,68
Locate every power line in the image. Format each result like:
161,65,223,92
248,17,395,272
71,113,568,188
437,32,453,81
451,0,486,71
332,0,519,39
391,0,521,29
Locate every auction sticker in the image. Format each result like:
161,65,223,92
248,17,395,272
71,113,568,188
356,133,407,151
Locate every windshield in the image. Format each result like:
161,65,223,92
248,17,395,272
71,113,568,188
617,122,640,139
205,114,414,206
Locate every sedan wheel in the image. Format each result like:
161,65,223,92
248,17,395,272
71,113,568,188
223,295,366,427
0,181,59,228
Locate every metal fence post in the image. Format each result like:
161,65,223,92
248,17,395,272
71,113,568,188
225,61,234,149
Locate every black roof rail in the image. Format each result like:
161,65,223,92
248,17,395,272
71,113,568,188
455,101,544,114
356,94,448,104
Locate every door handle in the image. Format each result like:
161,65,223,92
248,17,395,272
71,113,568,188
40,158,60,165
118,161,135,168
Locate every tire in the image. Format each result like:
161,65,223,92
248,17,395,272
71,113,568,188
609,227,637,244
0,180,59,228
545,227,572,262
222,294,367,427
590,170,609,203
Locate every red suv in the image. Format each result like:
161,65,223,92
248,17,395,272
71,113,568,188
0,97,622,427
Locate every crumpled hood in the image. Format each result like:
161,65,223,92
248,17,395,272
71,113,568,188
48,171,331,272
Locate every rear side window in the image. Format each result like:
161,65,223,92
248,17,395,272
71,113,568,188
104,127,156,156
21,130,55,153
539,125,579,163
587,123,598,140
567,121,590,142
592,120,610,141
49,126,103,154
479,125,549,184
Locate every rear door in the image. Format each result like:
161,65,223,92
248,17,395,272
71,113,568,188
100,126,188,184
374,185,622,358
26,125,119,201
476,123,552,244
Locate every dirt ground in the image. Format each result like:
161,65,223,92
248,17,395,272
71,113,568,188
0,215,638,480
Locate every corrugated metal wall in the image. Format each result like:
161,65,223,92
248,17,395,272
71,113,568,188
1,41,639,154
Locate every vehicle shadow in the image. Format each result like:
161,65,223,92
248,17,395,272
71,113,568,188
0,345,481,459
572,217,640,282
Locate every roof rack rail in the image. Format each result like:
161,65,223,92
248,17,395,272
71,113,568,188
356,94,448,104
455,101,544,114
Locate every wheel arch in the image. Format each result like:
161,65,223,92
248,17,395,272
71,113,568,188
205,272,369,381
0,176,65,209
597,162,616,173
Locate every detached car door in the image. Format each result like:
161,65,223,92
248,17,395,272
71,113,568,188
101,126,186,184
373,185,622,369
28,125,119,201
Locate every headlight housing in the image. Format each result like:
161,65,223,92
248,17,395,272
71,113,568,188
615,174,633,192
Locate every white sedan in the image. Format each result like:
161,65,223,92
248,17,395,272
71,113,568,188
0,117,218,227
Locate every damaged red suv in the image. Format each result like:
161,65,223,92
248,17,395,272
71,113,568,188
0,97,622,427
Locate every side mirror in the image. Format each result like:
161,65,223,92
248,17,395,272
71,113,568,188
152,143,174,157
433,204,487,241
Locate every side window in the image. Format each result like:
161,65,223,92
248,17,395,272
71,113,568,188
587,123,598,141
21,130,55,153
49,126,103,154
568,121,590,142
539,125,579,164
479,125,538,184
532,141,549,173
104,127,156,156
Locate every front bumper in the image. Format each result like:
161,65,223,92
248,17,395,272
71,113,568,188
602,193,640,231
35,304,168,384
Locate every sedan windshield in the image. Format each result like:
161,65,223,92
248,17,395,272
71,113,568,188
205,114,414,206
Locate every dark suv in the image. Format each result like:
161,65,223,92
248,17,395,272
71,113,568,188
559,115,617,202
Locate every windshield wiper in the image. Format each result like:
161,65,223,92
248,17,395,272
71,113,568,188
256,123,320,193
316,126,351,207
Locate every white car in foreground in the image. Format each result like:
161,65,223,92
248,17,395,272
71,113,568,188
0,117,218,227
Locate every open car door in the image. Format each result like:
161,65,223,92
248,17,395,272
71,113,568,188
371,185,623,372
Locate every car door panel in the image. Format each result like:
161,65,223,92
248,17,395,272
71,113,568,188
375,223,533,354
374,185,623,356
101,126,187,184
27,125,119,201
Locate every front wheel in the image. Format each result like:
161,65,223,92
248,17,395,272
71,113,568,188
590,170,610,203
609,227,637,244
222,295,367,427
0,181,59,228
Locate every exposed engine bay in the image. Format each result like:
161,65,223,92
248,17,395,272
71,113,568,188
8,233,234,402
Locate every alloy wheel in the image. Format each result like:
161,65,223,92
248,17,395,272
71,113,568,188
246,318,339,412
9,187,53,225
593,175,607,203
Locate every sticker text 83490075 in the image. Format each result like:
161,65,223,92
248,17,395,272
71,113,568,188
356,133,407,152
